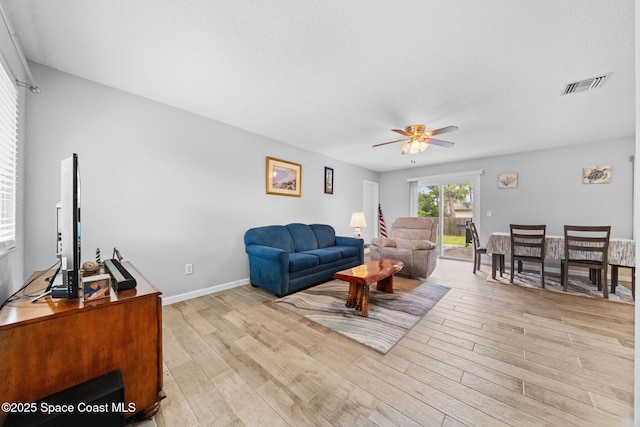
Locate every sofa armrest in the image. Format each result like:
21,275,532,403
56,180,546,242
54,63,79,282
371,237,396,247
336,236,364,264
246,244,288,263
394,238,436,250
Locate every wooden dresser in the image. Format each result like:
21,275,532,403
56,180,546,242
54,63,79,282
0,261,164,423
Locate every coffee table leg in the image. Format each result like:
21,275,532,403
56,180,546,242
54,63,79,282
346,283,357,308
376,275,394,293
354,285,364,311
361,285,370,317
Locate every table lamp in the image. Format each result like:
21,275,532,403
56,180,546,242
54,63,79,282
349,212,367,238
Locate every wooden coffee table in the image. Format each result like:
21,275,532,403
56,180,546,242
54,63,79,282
333,259,404,317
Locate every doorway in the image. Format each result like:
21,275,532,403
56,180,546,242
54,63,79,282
362,181,379,243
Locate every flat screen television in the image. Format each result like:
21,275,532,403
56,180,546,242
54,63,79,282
56,153,81,299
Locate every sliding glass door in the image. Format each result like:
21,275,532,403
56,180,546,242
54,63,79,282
412,171,482,261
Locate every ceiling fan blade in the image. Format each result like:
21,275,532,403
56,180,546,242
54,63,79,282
427,125,459,137
427,138,455,148
372,138,409,147
391,128,412,137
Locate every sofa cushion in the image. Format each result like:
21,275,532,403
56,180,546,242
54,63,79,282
310,224,337,248
371,237,396,247
395,238,436,250
286,223,319,252
304,248,342,264
326,246,360,259
244,225,295,253
288,253,320,272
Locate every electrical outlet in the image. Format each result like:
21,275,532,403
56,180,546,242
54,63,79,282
185,263,194,275
487,210,492,217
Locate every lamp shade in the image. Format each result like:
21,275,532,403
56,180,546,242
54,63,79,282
402,139,428,154
349,212,367,227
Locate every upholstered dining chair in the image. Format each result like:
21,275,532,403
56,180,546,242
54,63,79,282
561,225,611,298
509,224,546,288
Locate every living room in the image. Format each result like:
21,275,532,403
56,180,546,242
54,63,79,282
0,1,637,426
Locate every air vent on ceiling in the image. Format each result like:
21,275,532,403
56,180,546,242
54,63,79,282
562,73,611,95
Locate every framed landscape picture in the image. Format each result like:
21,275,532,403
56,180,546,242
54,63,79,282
266,157,302,197
324,167,334,194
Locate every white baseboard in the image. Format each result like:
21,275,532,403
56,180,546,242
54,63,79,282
162,278,250,306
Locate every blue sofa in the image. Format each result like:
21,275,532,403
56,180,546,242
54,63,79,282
244,223,364,297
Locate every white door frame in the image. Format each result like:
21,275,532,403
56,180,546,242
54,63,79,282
362,180,379,243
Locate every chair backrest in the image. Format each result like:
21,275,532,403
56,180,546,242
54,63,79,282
510,224,546,259
468,222,482,249
563,225,611,265
390,217,437,242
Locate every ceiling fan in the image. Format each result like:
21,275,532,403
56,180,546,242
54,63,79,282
372,124,458,154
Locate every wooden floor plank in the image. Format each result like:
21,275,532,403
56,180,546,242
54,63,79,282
155,258,635,426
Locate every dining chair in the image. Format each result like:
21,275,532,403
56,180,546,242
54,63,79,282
467,221,504,275
468,222,487,273
509,224,546,288
561,225,611,298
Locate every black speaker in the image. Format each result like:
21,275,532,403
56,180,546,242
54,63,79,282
4,369,125,427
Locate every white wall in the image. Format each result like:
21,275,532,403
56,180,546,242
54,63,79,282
23,63,378,300
379,138,635,243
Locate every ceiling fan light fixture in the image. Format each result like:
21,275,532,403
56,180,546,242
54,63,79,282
401,139,428,154
374,123,457,153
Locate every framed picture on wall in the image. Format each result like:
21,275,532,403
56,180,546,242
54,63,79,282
583,165,611,184
266,156,302,197
324,167,334,194
498,173,518,189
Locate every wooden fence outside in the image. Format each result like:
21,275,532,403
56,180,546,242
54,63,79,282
424,217,472,237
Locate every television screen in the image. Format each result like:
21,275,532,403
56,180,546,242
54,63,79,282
58,153,81,299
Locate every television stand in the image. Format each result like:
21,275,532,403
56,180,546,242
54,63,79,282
0,261,164,424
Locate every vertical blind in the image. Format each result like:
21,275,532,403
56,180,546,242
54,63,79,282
0,59,18,253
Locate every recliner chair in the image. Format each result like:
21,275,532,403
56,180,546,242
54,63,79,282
370,217,438,278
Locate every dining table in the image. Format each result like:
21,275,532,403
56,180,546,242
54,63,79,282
485,232,636,297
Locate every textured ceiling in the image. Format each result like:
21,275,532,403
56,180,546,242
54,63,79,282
3,0,635,172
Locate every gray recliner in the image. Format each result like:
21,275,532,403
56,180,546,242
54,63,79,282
370,217,438,279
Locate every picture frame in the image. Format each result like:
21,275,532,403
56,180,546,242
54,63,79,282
266,156,302,197
82,273,111,301
583,165,611,184
324,167,334,194
498,173,518,189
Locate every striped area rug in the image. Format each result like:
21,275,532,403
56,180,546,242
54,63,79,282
274,277,450,354
488,270,634,304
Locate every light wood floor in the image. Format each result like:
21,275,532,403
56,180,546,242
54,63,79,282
155,259,634,426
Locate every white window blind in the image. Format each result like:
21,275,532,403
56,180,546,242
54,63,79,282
0,60,18,254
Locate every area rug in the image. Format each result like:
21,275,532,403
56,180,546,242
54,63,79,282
488,270,634,304
274,278,450,353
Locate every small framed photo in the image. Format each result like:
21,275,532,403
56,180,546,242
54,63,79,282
266,157,302,197
498,173,518,189
82,273,111,301
583,166,611,184
324,167,334,194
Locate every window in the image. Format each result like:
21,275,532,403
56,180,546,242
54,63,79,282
0,60,18,254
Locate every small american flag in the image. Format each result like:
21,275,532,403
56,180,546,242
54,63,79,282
378,204,387,238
